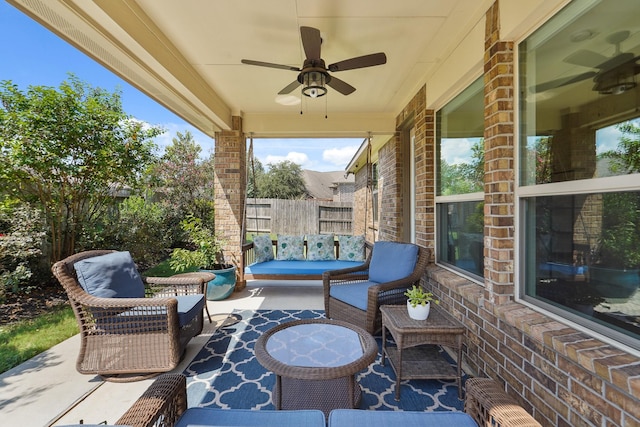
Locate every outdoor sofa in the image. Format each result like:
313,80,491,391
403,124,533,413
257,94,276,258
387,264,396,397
241,234,370,280
101,374,541,427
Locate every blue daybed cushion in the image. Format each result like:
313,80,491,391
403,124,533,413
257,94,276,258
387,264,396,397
176,408,326,427
246,260,362,276
74,251,145,298
368,241,418,283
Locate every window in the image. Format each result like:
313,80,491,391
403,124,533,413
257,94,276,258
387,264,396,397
519,0,640,349
436,77,484,278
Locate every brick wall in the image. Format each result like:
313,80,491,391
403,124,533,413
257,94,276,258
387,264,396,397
214,116,246,289
377,134,402,242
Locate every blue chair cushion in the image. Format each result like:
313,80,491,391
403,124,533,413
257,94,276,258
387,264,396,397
98,294,204,331
328,409,478,426
175,294,205,327
175,408,326,427
74,251,145,298
368,242,418,283
329,281,378,311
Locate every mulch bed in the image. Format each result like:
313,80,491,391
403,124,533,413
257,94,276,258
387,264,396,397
0,280,69,326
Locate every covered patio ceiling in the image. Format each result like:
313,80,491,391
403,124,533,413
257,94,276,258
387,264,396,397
9,0,494,141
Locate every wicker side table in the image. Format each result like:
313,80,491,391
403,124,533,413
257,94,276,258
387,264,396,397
380,304,466,399
255,318,377,417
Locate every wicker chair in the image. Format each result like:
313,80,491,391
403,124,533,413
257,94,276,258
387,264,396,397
323,241,430,335
465,378,542,426
52,250,212,382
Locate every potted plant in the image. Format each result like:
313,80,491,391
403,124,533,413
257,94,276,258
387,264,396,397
169,215,236,300
404,284,439,320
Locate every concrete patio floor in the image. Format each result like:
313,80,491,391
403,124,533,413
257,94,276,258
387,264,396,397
0,280,324,427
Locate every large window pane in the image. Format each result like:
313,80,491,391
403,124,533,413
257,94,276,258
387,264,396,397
437,201,484,278
519,0,640,186
436,77,484,196
524,192,640,344
436,76,485,278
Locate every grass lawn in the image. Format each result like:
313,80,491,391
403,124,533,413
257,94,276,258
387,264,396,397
0,304,78,374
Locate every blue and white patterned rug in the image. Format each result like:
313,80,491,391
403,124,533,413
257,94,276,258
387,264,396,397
183,309,465,412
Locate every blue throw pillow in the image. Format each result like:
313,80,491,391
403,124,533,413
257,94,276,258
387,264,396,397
368,242,418,283
74,251,145,298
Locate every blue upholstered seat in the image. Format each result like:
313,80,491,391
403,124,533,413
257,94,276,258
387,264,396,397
175,408,325,427
246,259,363,276
328,409,478,426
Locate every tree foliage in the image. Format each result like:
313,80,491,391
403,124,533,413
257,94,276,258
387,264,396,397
602,120,640,174
250,160,306,199
0,75,163,262
439,139,485,195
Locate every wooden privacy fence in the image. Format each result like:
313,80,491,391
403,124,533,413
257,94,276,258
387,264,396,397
245,198,353,235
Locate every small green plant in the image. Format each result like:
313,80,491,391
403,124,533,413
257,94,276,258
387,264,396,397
169,215,228,272
404,285,439,308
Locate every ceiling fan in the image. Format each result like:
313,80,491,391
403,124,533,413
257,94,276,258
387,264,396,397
241,26,387,98
534,31,640,95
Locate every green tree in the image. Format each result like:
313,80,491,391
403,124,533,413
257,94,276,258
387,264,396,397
438,139,484,195
259,160,306,199
246,156,266,199
602,120,640,174
152,130,215,222
0,75,163,262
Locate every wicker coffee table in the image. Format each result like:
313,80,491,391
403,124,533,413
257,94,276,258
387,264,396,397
254,318,377,416
380,304,465,399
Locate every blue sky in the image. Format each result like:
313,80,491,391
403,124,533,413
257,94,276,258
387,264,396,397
0,2,360,172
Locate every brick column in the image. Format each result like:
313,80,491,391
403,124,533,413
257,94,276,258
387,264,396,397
483,1,516,304
214,116,246,291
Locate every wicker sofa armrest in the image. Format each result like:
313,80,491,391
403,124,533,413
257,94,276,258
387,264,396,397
465,378,542,427
115,373,187,427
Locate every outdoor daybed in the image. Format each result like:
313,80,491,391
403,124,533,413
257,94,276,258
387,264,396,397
241,234,370,280
109,374,541,427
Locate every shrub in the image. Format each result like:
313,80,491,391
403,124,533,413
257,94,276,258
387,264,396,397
0,203,46,301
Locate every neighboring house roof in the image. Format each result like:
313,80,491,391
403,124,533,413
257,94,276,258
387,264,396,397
302,170,354,200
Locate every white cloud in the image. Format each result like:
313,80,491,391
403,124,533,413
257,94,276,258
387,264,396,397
441,138,475,164
323,145,359,167
265,151,311,168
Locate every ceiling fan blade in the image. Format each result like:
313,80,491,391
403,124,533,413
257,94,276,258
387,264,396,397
596,52,635,71
241,59,300,72
278,80,302,95
328,52,387,72
532,71,597,93
565,50,609,69
300,26,322,60
326,75,356,95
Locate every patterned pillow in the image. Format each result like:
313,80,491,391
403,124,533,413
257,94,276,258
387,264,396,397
276,235,305,260
306,234,336,261
252,234,274,263
338,235,366,262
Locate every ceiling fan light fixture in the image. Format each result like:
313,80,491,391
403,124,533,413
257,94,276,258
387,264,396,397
302,71,327,98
